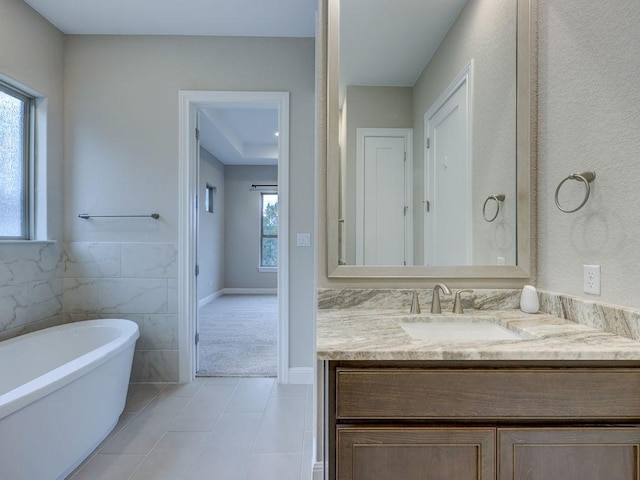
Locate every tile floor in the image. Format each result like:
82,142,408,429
68,377,314,480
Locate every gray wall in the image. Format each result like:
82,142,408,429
224,165,278,289
0,0,65,340
198,147,226,300
537,0,640,308
63,35,316,377
341,86,413,264
412,0,517,265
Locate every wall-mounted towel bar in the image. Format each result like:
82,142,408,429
78,213,160,219
554,171,596,213
482,194,505,222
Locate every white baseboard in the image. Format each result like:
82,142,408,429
197,289,224,308
223,288,277,295
312,462,324,480
288,367,313,384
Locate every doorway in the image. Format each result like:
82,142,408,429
355,128,413,265
424,62,473,266
178,91,290,383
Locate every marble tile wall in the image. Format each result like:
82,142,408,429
63,242,179,382
538,290,640,342
0,242,64,342
317,288,522,312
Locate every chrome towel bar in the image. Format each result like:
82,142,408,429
78,213,160,219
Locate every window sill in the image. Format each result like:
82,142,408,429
258,266,277,273
0,239,57,245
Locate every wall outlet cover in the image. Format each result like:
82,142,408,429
583,264,601,295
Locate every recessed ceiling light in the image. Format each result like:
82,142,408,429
274,131,279,137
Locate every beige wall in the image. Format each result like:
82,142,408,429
64,35,316,369
537,0,640,308
198,147,225,300
412,0,517,266
341,85,413,263
224,165,278,289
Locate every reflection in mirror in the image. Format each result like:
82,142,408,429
338,0,517,267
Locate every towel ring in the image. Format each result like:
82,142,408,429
482,194,505,222
554,171,596,213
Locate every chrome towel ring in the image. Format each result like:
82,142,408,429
554,171,596,213
482,194,505,222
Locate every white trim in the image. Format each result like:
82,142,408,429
258,266,278,273
355,128,413,265
178,90,290,384
197,290,224,308
312,462,324,480
287,367,313,384
424,60,474,266
223,288,277,295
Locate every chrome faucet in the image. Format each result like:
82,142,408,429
409,290,421,314
430,283,452,314
452,289,473,314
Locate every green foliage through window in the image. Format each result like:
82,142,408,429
261,193,278,267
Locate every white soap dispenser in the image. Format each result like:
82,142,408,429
520,285,539,314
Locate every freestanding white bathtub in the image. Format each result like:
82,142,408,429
0,319,139,480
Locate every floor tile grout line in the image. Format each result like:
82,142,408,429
182,378,245,480
124,381,210,480
68,383,169,479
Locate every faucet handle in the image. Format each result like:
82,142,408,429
452,289,474,314
409,290,421,314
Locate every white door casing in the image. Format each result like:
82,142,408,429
424,61,474,266
355,128,413,265
178,91,290,383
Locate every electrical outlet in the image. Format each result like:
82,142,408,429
583,265,601,295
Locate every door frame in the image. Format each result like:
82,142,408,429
178,90,290,383
355,128,413,265
424,60,474,265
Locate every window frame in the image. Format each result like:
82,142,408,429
259,191,278,271
0,80,34,240
204,183,216,214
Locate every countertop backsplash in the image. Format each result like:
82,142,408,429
318,288,640,343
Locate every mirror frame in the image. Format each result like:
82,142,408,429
326,0,537,281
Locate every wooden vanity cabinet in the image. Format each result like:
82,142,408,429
326,361,640,480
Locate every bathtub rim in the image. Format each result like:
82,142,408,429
0,319,139,420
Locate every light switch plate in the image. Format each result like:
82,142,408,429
297,233,311,247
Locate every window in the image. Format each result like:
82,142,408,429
260,193,278,268
205,184,216,213
0,81,32,239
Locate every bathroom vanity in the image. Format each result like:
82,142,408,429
318,307,640,480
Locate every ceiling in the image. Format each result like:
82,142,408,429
199,106,279,166
23,0,317,37
340,0,468,103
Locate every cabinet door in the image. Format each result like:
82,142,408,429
337,427,495,480
499,428,640,480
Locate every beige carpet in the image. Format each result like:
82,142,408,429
197,294,277,377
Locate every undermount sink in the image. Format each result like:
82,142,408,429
400,316,524,343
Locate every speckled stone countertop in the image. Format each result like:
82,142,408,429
317,308,640,361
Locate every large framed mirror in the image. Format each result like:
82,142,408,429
326,0,536,280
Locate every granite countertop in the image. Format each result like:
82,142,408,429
317,308,640,361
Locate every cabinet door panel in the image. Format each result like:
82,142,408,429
337,427,495,480
499,428,640,480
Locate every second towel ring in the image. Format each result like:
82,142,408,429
482,194,505,222
554,171,596,213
